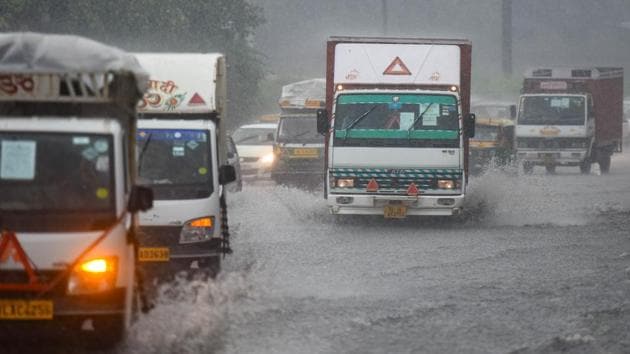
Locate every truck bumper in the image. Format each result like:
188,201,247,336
516,149,587,165
327,193,464,216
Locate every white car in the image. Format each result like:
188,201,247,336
231,123,277,179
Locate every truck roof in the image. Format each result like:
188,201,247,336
134,53,225,114
0,32,147,93
329,36,471,46
524,67,623,80
0,32,147,118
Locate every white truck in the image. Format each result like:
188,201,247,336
515,67,624,174
0,33,152,345
317,37,475,217
134,53,235,277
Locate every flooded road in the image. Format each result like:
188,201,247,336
7,155,630,354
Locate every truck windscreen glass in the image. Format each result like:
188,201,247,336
0,132,116,231
333,93,459,147
137,129,213,200
277,116,322,143
518,96,586,126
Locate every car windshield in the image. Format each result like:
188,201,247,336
333,93,460,148
519,96,586,126
277,116,322,143
137,129,213,200
232,127,276,146
0,132,115,232
474,125,500,141
472,105,510,119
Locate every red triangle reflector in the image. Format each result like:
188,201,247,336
366,178,379,192
407,183,419,196
383,56,412,76
188,92,206,106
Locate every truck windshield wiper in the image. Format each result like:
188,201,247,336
342,105,378,131
137,132,153,175
408,103,436,131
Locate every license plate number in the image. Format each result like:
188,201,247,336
292,148,318,157
138,247,170,262
0,300,53,320
384,205,407,219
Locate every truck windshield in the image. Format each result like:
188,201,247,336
0,132,115,232
333,93,460,147
519,96,586,126
137,129,213,200
277,116,322,143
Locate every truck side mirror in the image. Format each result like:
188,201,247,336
219,164,236,185
465,113,476,138
317,109,329,135
128,185,153,213
509,105,517,119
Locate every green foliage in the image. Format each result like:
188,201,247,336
0,0,266,128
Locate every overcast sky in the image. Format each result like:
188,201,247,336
250,0,630,83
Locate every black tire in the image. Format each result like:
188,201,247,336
522,162,534,175
545,164,556,174
579,158,592,174
598,155,611,174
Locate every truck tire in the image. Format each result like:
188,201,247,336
522,162,533,175
545,164,556,174
579,158,592,174
598,155,611,174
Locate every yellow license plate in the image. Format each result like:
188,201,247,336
0,300,53,320
138,247,170,262
292,148,318,157
384,205,407,219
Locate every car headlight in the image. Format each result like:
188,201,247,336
179,216,215,243
260,153,275,165
336,178,355,188
67,257,117,295
437,179,455,189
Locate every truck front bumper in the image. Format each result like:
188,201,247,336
517,149,588,165
327,193,464,216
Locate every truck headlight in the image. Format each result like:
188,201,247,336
437,179,455,189
336,178,355,188
179,216,215,243
260,153,275,165
67,257,117,295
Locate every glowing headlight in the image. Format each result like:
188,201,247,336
180,216,215,243
437,179,455,189
336,178,355,188
260,153,275,165
67,257,117,295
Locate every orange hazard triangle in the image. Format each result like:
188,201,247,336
0,231,41,287
383,56,412,76
188,92,206,106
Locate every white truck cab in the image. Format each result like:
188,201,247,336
134,53,234,276
0,33,151,346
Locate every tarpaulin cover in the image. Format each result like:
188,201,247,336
281,78,325,101
0,32,148,93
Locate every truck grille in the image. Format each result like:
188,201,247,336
330,168,462,194
517,137,587,149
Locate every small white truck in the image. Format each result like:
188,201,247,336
134,53,235,277
318,37,475,217
0,33,152,345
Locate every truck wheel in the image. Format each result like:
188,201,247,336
522,162,533,175
598,155,611,174
545,164,556,174
579,159,592,174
